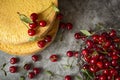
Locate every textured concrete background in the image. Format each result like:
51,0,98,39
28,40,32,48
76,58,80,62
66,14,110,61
0,0,120,80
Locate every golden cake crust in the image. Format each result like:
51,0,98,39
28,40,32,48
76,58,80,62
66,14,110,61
0,20,59,56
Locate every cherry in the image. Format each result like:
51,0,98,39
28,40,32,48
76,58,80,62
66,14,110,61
112,55,119,60
89,65,98,73
90,58,97,64
44,35,52,43
99,75,107,80
96,61,103,69
110,69,118,76
57,13,63,20
49,54,58,62
92,34,99,42
28,72,35,79
59,22,66,29
29,22,38,29
66,23,73,30
24,64,31,70
116,77,120,80
86,40,94,48
103,69,109,75
32,55,39,62
66,51,73,57
99,55,105,60
65,75,72,80
74,33,81,39
111,59,118,66
37,40,46,48
73,51,79,58
33,68,40,75
39,20,47,27
109,29,116,37
10,57,18,64
30,13,38,21
9,66,17,73
28,29,36,36
81,49,89,56
84,56,91,62
107,75,112,80
104,62,111,68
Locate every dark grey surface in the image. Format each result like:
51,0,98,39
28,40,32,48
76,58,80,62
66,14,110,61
0,0,120,80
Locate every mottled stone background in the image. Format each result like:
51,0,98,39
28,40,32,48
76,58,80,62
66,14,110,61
0,0,120,80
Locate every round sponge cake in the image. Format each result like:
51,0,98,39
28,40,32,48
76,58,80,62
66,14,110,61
0,0,58,44
0,20,59,55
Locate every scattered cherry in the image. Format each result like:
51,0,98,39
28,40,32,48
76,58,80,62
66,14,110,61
73,51,79,58
65,75,72,80
59,22,66,29
30,13,38,21
39,20,47,27
33,68,40,75
9,66,17,73
66,51,73,57
37,40,46,48
74,33,81,39
24,64,31,70
28,29,36,36
28,72,35,79
10,57,18,64
32,55,39,62
49,54,58,62
66,23,73,30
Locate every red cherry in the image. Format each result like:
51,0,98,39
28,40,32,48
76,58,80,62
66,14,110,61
83,64,89,69
107,75,112,80
112,55,119,60
32,55,39,62
110,69,118,76
29,22,38,29
86,40,94,48
65,75,72,80
9,66,17,73
73,51,79,58
96,61,103,69
28,29,36,36
10,57,18,64
33,68,40,75
49,54,58,62
111,59,118,66
84,56,91,62
99,75,107,80
81,49,89,56
57,13,63,20
66,23,73,30
30,13,38,21
37,40,46,48
59,22,66,29
39,20,47,27
89,65,98,73
109,29,116,37
44,35,52,43
74,33,81,39
28,72,35,79
116,77,120,80
103,69,109,75
24,64,31,70
104,62,111,68
66,51,73,57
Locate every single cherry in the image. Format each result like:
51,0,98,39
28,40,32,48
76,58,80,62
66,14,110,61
37,40,46,48
66,23,73,30
32,55,39,62
74,33,81,39
65,75,72,80
28,72,35,79
59,22,66,29
24,64,31,70
44,35,52,43
57,13,63,20
29,22,37,29
10,57,18,64
66,51,73,57
30,13,38,21
28,29,36,36
49,54,58,62
39,20,47,27
9,66,17,73
33,68,40,75
73,51,79,58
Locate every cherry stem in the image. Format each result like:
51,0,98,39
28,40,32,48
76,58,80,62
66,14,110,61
60,29,65,41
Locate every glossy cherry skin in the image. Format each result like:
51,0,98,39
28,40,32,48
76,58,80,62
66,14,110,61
65,75,72,80
37,40,46,48
9,66,17,73
10,57,18,64
49,54,58,62
30,13,38,21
